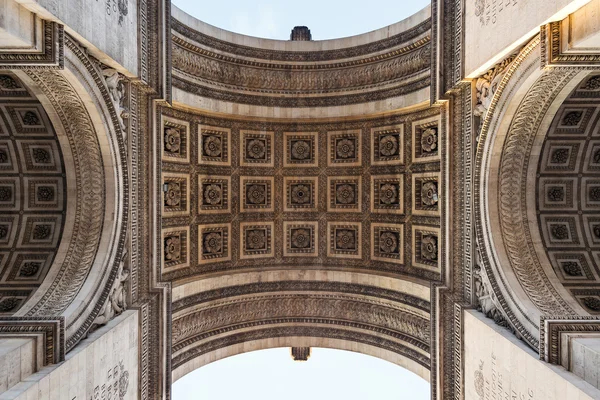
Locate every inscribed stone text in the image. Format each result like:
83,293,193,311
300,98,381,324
475,0,518,26
476,354,535,400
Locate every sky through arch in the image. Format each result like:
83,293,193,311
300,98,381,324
172,0,430,40
173,347,430,400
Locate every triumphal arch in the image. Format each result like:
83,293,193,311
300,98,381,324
0,0,600,398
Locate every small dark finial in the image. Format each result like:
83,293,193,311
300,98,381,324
290,26,312,41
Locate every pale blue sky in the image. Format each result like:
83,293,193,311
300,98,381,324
172,0,430,40
170,1,431,398
173,348,430,400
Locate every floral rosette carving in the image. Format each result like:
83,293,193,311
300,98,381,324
561,261,582,277
291,229,311,249
19,262,40,277
336,229,356,250
32,148,51,163
164,182,181,207
421,128,437,153
0,225,7,239
0,298,19,312
379,232,398,253
246,229,267,250
291,184,311,204
33,225,51,240
0,75,19,90
590,187,600,201
379,183,398,205
379,135,398,156
203,184,223,205
37,186,54,202
164,236,181,261
203,232,223,254
164,127,181,154
550,148,569,164
420,235,437,261
582,297,600,311
336,138,355,159
562,111,582,126
203,135,222,157
22,111,39,126
0,149,8,163
421,181,438,206
550,225,569,240
583,76,600,90
291,140,310,160
547,187,563,202
247,184,266,204
0,186,11,201
336,184,355,204
247,139,266,159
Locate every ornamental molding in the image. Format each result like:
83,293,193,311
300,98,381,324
172,74,430,108
172,42,429,93
475,36,560,349
173,324,430,371
171,17,431,62
172,280,431,313
0,20,64,69
22,67,106,322
540,316,600,364
494,67,577,318
0,317,65,365
541,21,600,67
16,35,130,352
173,294,430,350
171,14,431,107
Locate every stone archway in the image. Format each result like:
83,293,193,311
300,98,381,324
475,35,600,348
171,269,431,383
1,36,129,351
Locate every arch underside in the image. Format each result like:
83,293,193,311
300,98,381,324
171,276,432,383
476,35,600,348
162,4,441,388
0,35,128,352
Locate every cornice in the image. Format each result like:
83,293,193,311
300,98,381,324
171,17,432,63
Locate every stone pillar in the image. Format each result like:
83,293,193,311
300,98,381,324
0,0,36,48
463,310,600,400
0,310,139,400
567,337,600,390
0,338,38,393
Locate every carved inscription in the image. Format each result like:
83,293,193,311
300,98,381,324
475,354,535,400
87,361,130,400
96,0,128,25
475,0,518,26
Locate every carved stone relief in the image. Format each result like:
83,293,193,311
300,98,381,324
0,73,67,314
536,74,600,313
160,107,442,281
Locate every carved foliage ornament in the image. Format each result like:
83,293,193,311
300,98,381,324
23,68,105,320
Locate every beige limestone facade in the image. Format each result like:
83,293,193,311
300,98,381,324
0,0,600,398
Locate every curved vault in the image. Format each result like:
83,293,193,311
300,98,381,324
0,73,68,314
162,4,443,383
0,35,129,355
476,35,600,348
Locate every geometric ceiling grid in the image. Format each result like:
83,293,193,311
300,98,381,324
0,73,67,315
